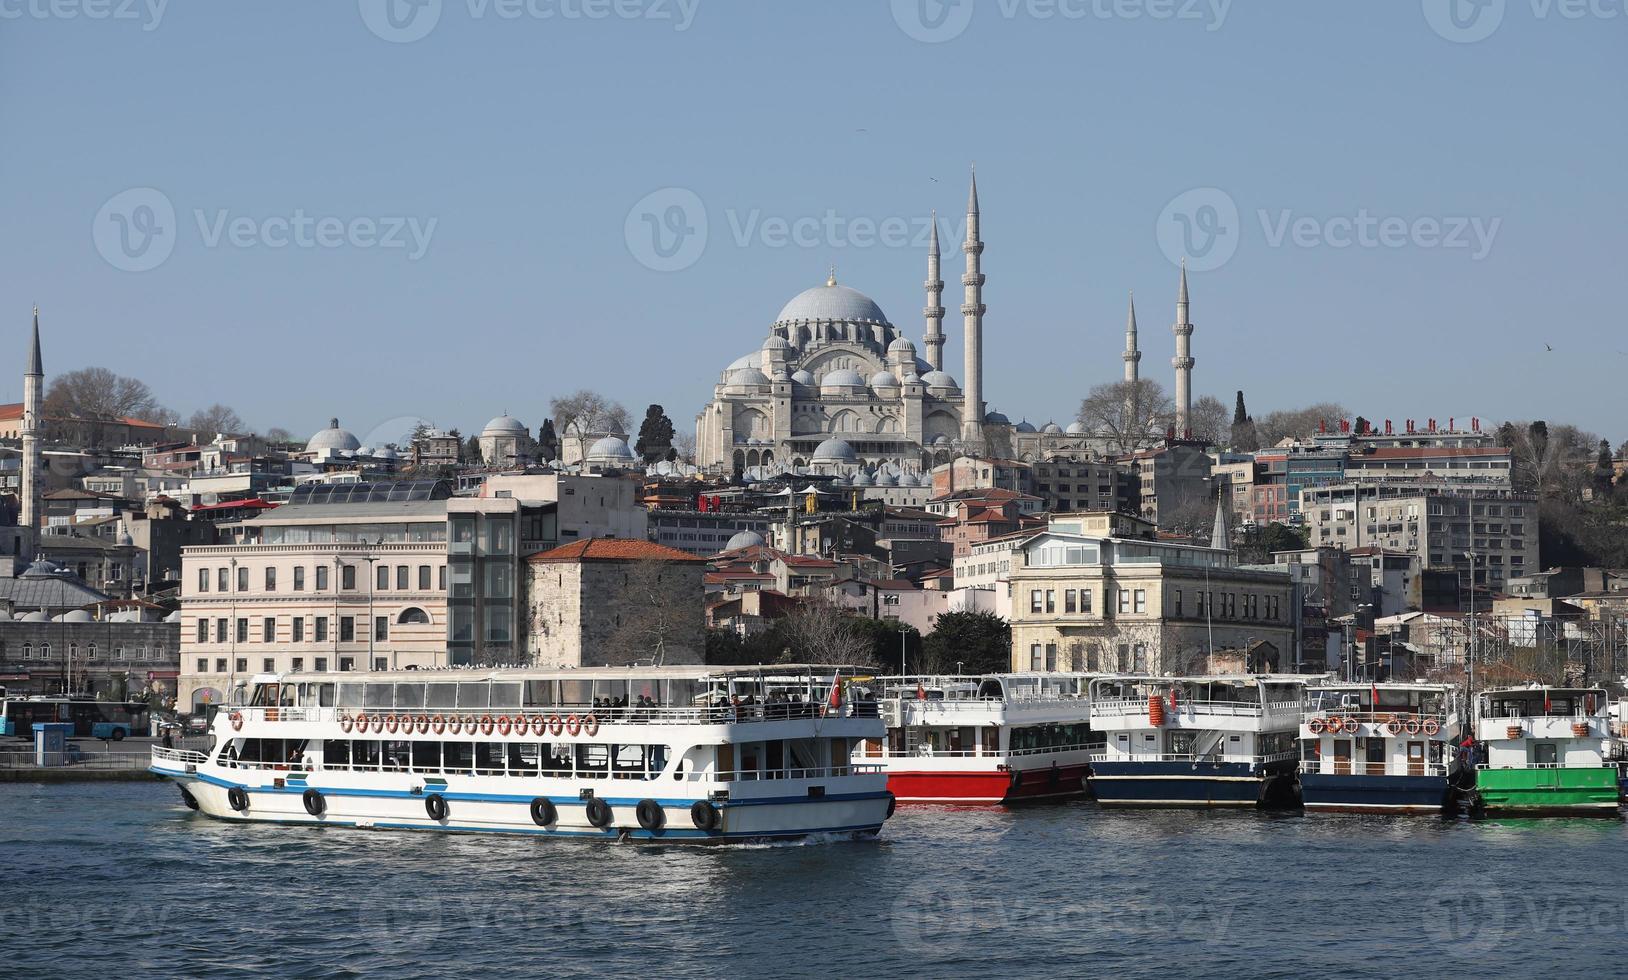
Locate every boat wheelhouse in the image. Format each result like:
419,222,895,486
857,673,1099,805
1298,682,1468,814
1472,685,1621,816
150,665,894,843
1088,675,1304,808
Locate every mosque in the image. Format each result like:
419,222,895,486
692,171,1198,483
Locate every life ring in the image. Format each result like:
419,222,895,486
1325,716,1342,733
690,799,721,831
451,716,468,735
229,711,244,732
415,714,430,735
383,714,399,734
227,786,249,812
479,714,495,736
354,714,370,734
302,788,325,817
496,715,513,736
584,796,612,828
1423,719,1441,737
338,713,354,734
530,797,557,827
1308,717,1325,735
582,714,600,738
548,715,563,737
1405,718,1422,735
529,716,547,737
1387,719,1403,735
636,799,665,832
1342,717,1359,735
430,714,446,735
565,715,582,737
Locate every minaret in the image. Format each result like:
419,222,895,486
960,168,985,444
922,211,945,372
1122,291,1141,385
1172,259,1195,437
21,306,43,536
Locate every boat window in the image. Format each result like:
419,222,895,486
457,683,489,709
426,683,457,710
317,683,335,707
412,740,440,774
577,743,608,778
250,684,276,707
475,742,505,775
525,680,556,708
338,682,364,708
560,680,592,707
323,739,350,768
1533,743,1558,766
394,684,425,710
351,740,381,771
443,741,474,775
508,742,541,775
383,741,410,771
490,682,522,709
363,684,393,709
1169,732,1194,755
612,744,647,778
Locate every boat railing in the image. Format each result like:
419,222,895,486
1477,762,1617,771
888,740,1100,760
693,762,885,782
1091,698,1266,718
226,701,880,728
1299,760,1450,777
1090,750,1296,766
150,746,209,766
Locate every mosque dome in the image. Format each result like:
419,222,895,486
725,530,765,551
869,370,900,389
307,418,361,454
481,414,527,437
762,335,795,352
875,470,898,487
1015,420,1038,433
1042,421,1064,434
1066,421,1088,435
790,369,815,386
920,371,959,391
851,469,874,487
63,609,93,623
774,280,889,326
727,367,771,387
586,436,637,462
22,611,49,622
820,369,866,392
812,437,857,462
984,410,1011,425
375,446,400,460
887,337,916,356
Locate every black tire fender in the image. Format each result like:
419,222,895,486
635,799,665,832
425,793,448,821
585,796,613,828
529,797,557,827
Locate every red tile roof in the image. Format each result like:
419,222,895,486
529,539,704,563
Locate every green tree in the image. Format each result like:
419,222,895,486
921,611,1011,674
1230,390,1259,452
461,433,481,464
634,404,676,463
537,419,559,462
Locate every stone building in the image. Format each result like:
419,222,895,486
0,614,180,699
524,539,705,667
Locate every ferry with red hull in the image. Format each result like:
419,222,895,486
854,674,1099,805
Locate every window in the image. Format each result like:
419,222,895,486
294,566,306,591
340,617,355,643
1118,589,1130,614
236,619,248,644
293,618,305,642
292,657,304,672
264,567,276,591
1079,589,1092,613
198,568,209,593
263,617,275,642
339,656,353,671
374,658,388,671
1173,589,1183,616
262,658,275,672
1133,589,1146,614
215,618,228,643
196,620,207,643
316,566,329,590
197,658,208,673
217,568,228,591
1065,590,1077,614
341,565,356,590
1045,643,1057,671
375,616,388,642
438,566,446,590
397,565,409,590
418,565,431,590
377,564,389,590
315,657,327,672
1030,643,1043,670
1030,590,1043,614
1045,590,1056,614
315,617,329,643
398,607,430,625
237,566,248,592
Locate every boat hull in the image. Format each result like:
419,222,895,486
156,768,892,843
1474,767,1622,816
886,761,1089,805
1089,760,1288,809
1300,772,1455,814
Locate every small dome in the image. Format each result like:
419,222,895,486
725,530,765,551
790,369,815,386
932,434,952,446
984,410,1011,425
727,367,770,386
869,370,900,389
875,470,898,487
727,352,758,371
812,437,857,462
920,370,959,391
774,281,889,326
117,530,134,546
1015,420,1037,433
22,611,49,622
307,418,362,454
586,436,637,462
888,337,916,355
481,414,527,437
1042,421,1064,434
63,609,93,623
762,335,794,352
821,369,866,391
901,372,920,384
851,469,874,487
1066,421,1088,435
375,446,400,460
21,559,66,578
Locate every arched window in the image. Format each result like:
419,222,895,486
397,607,431,625
40,643,51,660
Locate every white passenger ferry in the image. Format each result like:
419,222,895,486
1298,682,1470,814
1088,675,1305,808
857,674,1099,805
150,666,895,843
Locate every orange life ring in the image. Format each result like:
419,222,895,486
528,716,546,737
1325,716,1342,733
582,714,599,738
548,715,563,736
355,714,370,734
496,715,513,736
449,716,466,735
1387,719,1403,736
1308,717,1325,735
430,714,446,735
1422,719,1440,737
384,714,399,734
565,714,581,737
480,714,495,736
338,713,354,733
1342,717,1359,735
415,714,430,734
229,711,244,731
1404,718,1422,735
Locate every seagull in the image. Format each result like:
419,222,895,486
928,176,939,183
1544,344,1553,351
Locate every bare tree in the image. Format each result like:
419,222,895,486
1189,395,1229,447
1254,402,1349,445
43,367,166,422
550,389,631,463
265,427,294,444
606,559,703,665
186,404,244,437
1076,379,1175,454
776,598,879,667
670,430,697,464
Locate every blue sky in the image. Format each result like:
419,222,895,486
1,0,1622,447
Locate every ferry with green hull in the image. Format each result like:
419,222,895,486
1472,685,1622,817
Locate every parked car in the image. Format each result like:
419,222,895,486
183,715,210,736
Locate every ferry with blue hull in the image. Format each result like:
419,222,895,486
1298,683,1468,815
1087,675,1305,808
150,665,895,843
